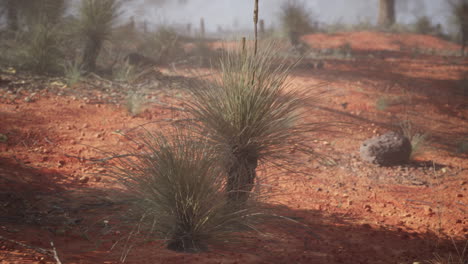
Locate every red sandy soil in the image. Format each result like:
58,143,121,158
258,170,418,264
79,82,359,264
0,32,467,264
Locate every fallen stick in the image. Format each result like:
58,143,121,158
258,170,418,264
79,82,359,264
0,235,52,256
50,241,62,264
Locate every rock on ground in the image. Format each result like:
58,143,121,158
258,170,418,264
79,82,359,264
360,131,412,166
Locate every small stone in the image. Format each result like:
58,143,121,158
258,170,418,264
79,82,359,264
95,133,102,138
457,194,464,198
316,188,323,192
82,123,89,128
364,205,372,212
70,140,76,145
426,208,434,216
94,176,102,182
461,181,467,186
456,219,462,224
57,160,65,168
79,176,90,184
362,223,371,229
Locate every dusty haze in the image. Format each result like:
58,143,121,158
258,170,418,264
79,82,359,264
114,0,455,34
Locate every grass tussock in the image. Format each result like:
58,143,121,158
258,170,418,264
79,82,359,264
125,92,147,117
427,239,467,264
63,59,84,87
399,120,429,159
139,26,184,65
106,128,264,253
187,43,326,204
22,23,62,73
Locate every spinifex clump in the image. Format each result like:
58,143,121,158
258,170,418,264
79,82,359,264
188,43,320,205
108,128,261,253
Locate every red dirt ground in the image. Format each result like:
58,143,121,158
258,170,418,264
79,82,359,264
1,32,467,264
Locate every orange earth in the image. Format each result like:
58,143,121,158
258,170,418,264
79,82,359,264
0,31,467,264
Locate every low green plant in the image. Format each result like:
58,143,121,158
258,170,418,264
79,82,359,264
63,59,84,87
125,92,147,117
456,139,468,154
112,58,139,83
22,22,62,73
399,120,429,159
106,129,264,253
376,97,390,111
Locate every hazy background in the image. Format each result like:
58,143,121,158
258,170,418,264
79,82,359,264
116,0,454,34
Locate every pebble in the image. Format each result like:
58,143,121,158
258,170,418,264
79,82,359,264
57,160,65,168
79,176,90,184
364,204,372,212
457,194,464,198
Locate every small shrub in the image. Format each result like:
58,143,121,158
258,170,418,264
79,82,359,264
376,97,390,111
336,42,352,58
456,139,468,154
414,16,433,34
63,59,84,87
22,23,62,73
139,26,184,65
125,92,147,117
279,0,315,46
112,58,139,83
107,129,263,253
399,120,429,159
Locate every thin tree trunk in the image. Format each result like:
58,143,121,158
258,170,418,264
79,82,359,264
378,0,395,28
226,156,258,205
82,39,102,72
6,0,18,31
461,3,468,57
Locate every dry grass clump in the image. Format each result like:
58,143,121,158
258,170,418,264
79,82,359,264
187,43,324,204
21,23,63,73
125,92,147,117
62,59,84,87
139,26,184,65
107,128,265,253
427,239,467,264
398,120,429,159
